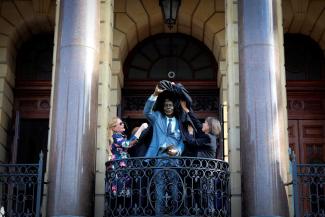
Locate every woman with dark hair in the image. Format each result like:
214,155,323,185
180,101,223,215
180,100,221,158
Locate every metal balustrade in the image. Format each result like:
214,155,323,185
105,157,230,217
0,153,43,217
292,158,325,217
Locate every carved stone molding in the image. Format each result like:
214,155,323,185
287,94,325,119
14,98,50,119
14,80,52,119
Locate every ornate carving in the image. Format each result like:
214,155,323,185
287,99,325,116
291,100,304,110
14,80,51,118
15,98,50,119
287,85,325,119
39,100,50,110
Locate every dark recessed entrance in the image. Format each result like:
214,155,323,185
285,33,325,165
122,33,221,158
10,33,53,165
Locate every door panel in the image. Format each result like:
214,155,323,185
13,80,51,163
288,120,325,164
298,120,325,163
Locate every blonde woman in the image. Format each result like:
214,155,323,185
108,117,147,197
109,117,147,160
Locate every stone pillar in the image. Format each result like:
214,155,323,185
94,0,114,216
238,0,289,216
47,0,99,216
225,1,242,216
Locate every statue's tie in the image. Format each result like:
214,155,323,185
167,118,172,135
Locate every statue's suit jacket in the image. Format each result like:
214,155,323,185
144,97,184,157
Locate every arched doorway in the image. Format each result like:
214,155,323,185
10,33,53,164
122,33,221,157
285,33,325,164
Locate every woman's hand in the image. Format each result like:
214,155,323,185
188,125,194,135
140,123,148,131
132,123,148,142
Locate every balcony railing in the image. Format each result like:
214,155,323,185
0,153,43,217
292,158,325,217
105,157,230,217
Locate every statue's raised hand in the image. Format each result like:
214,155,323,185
153,85,164,96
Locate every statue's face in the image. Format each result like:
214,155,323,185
164,99,174,118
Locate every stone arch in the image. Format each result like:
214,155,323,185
112,0,225,89
282,0,325,53
0,0,55,162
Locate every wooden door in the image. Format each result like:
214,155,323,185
289,120,325,164
287,81,325,164
11,81,51,163
298,120,325,164
12,33,53,163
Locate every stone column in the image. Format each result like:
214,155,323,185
47,0,99,216
238,0,289,216
225,1,242,216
